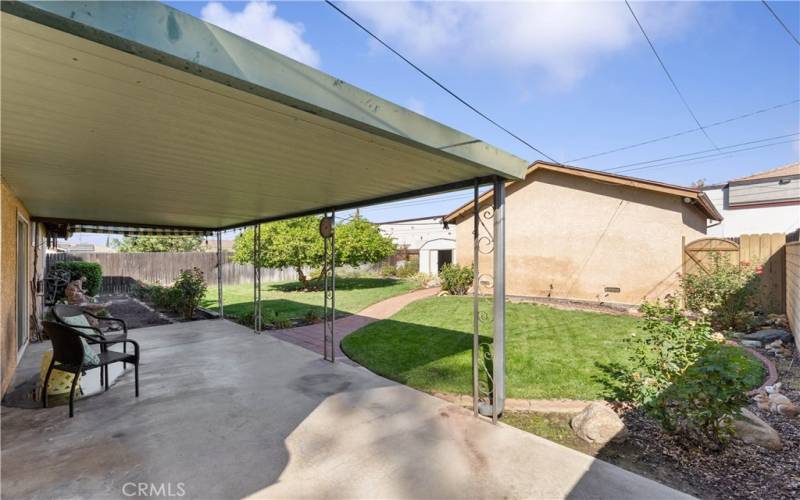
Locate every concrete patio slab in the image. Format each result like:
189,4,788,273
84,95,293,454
2,320,689,499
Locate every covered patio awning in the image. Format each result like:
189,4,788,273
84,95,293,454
1,0,527,231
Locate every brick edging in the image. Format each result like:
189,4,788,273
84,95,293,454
733,342,779,395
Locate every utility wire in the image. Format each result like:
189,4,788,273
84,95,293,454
606,132,799,171
624,0,719,151
567,98,799,162
615,137,799,175
324,0,561,164
762,0,800,47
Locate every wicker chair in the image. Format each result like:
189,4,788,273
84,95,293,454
51,303,130,385
42,321,139,417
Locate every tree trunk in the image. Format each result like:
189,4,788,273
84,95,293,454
297,267,310,291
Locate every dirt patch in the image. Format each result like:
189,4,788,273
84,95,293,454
101,295,171,330
503,352,800,499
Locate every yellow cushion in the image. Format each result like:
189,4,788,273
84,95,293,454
38,350,80,397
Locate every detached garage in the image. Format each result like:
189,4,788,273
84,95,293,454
445,161,722,306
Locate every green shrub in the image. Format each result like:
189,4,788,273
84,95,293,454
135,268,206,320
172,268,208,320
380,264,397,277
396,257,420,278
680,252,760,330
655,344,757,448
621,297,713,407
621,297,762,447
271,313,292,329
439,263,473,295
52,261,103,296
409,272,429,289
303,309,321,325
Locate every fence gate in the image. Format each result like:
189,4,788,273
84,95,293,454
682,234,787,314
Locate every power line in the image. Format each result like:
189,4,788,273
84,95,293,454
567,98,799,162
614,137,799,175
624,0,719,151
607,132,799,171
324,0,560,164
762,0,800,47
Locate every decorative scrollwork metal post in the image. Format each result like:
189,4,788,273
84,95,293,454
322,211,336,362
217,230,224,320
472,177,506,423
253,224,262,333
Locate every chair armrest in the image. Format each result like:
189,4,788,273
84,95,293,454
71,326,107,343
82,311,128,334
73,330,140,361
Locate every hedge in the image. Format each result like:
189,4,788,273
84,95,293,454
52,261,103,296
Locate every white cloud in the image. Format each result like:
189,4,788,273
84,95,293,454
344,1,697,87
201,1,320,68
406,97,426,116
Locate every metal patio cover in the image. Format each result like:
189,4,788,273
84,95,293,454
1,1,527,231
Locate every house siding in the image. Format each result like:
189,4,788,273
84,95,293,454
454,169,707,305
705,185,800,237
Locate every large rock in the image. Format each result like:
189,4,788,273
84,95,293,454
743,329,793,345
570,403,626,445
732,408,782,451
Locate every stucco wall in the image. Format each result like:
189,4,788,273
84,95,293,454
454,169,708,305
1,179,44,395
787,242,800,346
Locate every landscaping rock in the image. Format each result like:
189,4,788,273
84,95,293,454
732,408,782,451
741,339,763,348
743,329,793,344
732,331,746,339
570,402,626,444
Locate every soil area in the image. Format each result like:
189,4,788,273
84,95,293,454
100,295,171,329
504,349,799,499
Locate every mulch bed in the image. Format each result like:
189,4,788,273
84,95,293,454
605,350,799,499
505,347,799,499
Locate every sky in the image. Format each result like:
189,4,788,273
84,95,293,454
68,0,800,243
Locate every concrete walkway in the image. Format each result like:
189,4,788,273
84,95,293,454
1,320,689,499
270,287,441,363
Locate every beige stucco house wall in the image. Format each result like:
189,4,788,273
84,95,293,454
1,179,44,395
448,163,719,306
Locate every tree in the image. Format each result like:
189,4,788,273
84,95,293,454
232,215,396,290
113,235,205,253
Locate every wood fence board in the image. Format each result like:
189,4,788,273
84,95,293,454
684,233,789,314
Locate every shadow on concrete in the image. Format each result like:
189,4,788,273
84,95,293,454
0,320,395,498
2,319,688,499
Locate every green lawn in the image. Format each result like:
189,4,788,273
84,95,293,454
202,277,418,323
341,297,764,400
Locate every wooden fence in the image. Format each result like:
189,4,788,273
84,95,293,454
46,251,300,294
787,242,799,344
683,233,789,313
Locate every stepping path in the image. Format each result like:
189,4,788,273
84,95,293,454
270,287,441,365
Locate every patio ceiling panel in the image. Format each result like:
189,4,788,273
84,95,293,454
1,1,527,230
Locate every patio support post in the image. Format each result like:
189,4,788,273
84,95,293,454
323,211,336,362
216,231,224,320
472,179,480,417
331,209,336,362
492,176,506,423
253,224,262,333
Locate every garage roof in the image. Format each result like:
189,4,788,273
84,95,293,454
1,1,527,231
444,161,723,222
